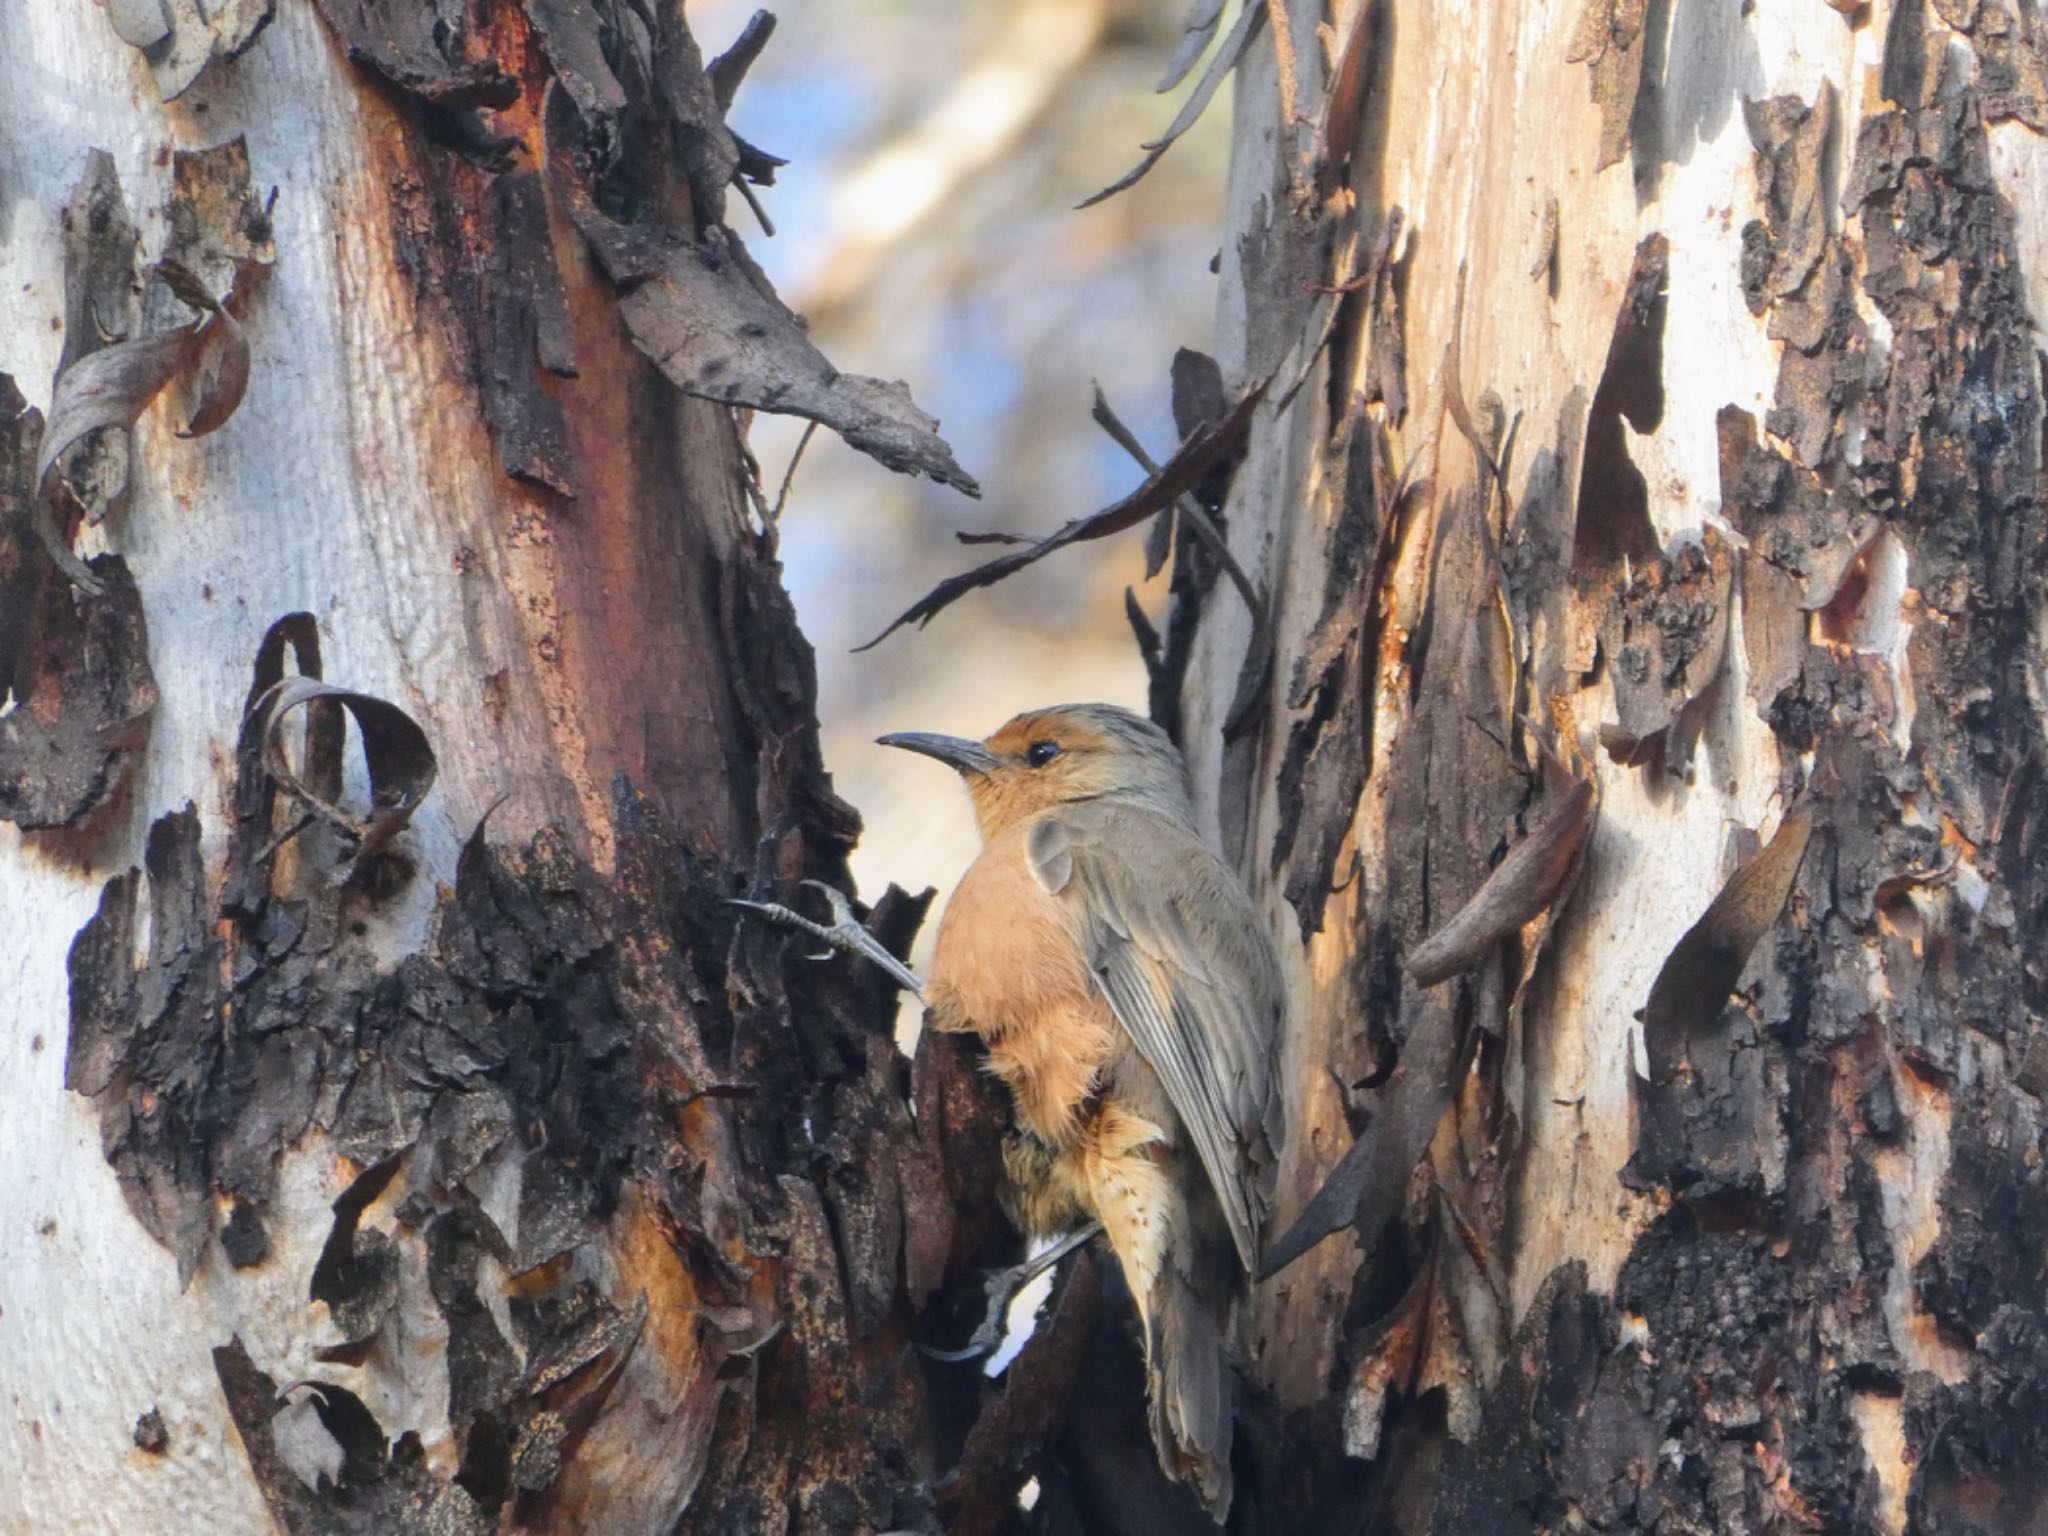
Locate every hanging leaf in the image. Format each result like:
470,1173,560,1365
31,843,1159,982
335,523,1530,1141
1080,0,1265,208
1407,778,1598,986
859,381,1267,649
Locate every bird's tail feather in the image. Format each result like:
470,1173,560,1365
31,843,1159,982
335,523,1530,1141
1148,1266,1233,1521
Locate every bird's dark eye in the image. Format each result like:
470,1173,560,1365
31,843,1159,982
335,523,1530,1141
1025,739,1063,768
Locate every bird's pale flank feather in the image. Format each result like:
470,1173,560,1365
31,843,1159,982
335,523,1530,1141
1027,799,1282,1274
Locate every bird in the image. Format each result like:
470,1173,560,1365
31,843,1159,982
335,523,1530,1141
879,702,1285,1519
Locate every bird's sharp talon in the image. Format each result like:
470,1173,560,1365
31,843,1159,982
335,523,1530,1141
917,1340,993,1363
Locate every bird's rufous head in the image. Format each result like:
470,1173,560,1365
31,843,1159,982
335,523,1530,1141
879,703,1193,841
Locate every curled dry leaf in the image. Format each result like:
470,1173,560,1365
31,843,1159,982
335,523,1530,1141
248,675,438,877
1407,778,1598,986
859,381,1267,649
34,259,251,594
1637,812,1812,1082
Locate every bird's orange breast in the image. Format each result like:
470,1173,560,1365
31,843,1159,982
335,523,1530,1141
927,821,1120,1149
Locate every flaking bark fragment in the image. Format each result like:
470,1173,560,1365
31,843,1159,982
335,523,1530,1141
166,138,277,309
311,0,518,111
107,0,274,100
1566,0,1650,170
482,173,579,497
1271,411,1400,935
0,553,158,829
55,151,139,529
1743,88,1836,302
1637,813,1811,1085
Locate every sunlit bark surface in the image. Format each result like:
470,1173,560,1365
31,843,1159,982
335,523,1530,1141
1183,1,2048,1529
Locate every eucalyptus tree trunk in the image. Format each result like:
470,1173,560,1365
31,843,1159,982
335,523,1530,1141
1164,0,2048,1530
0,4,997,1533
13,1,2048,1534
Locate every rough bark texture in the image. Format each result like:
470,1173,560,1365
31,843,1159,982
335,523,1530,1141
1147,0,2048,1532
14,1,2048,1533
1,4,1016,1533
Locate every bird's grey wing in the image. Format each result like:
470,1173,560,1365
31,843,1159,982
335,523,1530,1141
1028,805,1282,1273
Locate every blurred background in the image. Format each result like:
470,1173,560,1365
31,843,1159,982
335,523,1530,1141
692,0,1234,981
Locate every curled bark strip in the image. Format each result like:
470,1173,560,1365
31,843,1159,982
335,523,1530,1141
1407,778,1597,986
860,381,1267,649
34,260,250,594
1638,813,1812,1083
248,676,438,874
57,150,140,529
1079,0,1264,209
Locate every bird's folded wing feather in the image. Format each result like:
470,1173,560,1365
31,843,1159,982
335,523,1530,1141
1028,803,1281,1273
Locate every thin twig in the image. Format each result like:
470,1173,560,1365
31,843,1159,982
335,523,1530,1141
770,420,818,523
733,174,777,238
1090,384,1274,732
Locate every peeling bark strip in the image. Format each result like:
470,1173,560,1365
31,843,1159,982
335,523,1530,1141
0,373,158,830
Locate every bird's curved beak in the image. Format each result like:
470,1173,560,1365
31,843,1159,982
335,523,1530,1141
877,731,1000,776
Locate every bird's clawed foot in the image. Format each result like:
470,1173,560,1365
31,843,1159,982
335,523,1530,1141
920,1221,1105,1363
728,879,926,998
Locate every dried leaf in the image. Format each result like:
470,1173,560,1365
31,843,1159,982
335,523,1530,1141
1260,1004,1462,1279
1080,0,1264,208
1638,813,1812,1082
1318,0,1381,193
573,207,977,496
860,381,1266,649
1157,0,1228,91
248,676,438,876
1407,779,1597,986
34,261,249,594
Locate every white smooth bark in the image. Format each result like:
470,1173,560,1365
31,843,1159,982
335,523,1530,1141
1,5,600,1528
